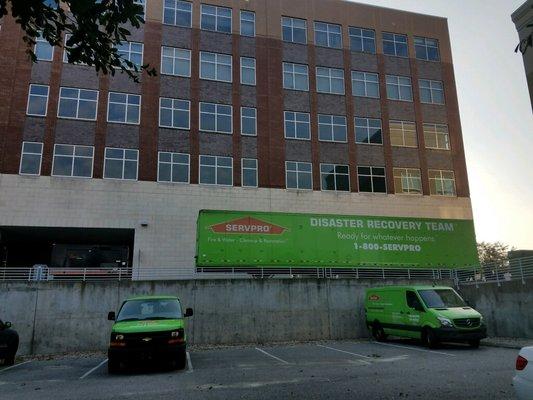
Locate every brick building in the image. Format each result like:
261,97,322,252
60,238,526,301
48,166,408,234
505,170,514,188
0,0,474,279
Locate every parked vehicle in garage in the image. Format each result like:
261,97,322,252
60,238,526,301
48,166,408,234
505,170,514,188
107,296,193,373
365,285,487,348
0,320,19,366
514,347,533,400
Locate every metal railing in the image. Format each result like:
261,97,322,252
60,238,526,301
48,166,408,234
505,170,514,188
1,256,532,286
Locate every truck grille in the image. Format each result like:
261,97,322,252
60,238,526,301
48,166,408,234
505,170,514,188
453,318,481,328
123,331,171,347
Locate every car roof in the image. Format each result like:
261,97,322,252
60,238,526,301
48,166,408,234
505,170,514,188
124,295,179,301
367,286,454,291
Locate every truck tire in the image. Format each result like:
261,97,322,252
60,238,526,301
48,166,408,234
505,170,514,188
422,328,439,349
4,353,15,366
468,339,480,349
175,350,187,370
372,322,387,342
107,357,120,374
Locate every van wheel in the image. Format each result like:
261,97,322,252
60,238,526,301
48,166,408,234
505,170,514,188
422,328,439,349
175,350,187,370
468,339,480,349
107,358,120,374
4,354,15,366
372,323,387,342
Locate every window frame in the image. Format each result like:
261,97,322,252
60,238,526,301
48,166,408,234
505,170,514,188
159,97,191,130
393,167,423,195
284,111,311,141
35,31,54,61
354,117,383,145
386,74,413,102
157,151,191,184
116,41,144,69
318,114,348,143
19,141,44,176
162,0,193,28
419,79,445,105
351,71,380,98
389,120,418,148
26,84,50,117
103,147,140,181
316,66,345,95
285,161,313,191
57,87,99,121
282,62,309,91
320,163,350,192
314,21,342,49
199,155,234,186
199,102,233,134
414,36,440,62
429,169,456,197
160,46,192,77
106,92,142,125
423,123,450,151
382,32,409,58
357,165,387,194
240,106,257,136
281,16,308,45
200,4,232,34
348,26,376,54
240,10,256,37
51,144,94,179
241,158,258,188
240,56,256,86
200,51,233,83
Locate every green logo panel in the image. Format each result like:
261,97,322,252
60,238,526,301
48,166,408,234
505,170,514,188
196,210,479,269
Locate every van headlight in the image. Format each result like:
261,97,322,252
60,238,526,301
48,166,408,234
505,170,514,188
437,317,453,328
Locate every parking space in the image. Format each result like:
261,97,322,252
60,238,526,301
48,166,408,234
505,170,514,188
0,340,518,399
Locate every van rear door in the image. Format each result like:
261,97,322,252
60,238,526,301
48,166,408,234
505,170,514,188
402,290,424,339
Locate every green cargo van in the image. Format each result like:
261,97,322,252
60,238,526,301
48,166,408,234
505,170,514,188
365,286,486,348
107,296,193,373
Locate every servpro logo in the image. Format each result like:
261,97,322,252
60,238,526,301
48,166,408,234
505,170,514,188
210,217,287,235
368,295,380,301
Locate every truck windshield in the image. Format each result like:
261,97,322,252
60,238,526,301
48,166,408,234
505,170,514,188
116,299,182,322
417,289,466,308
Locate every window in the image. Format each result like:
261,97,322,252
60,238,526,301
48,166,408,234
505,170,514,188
423,123,450,150
35,32,53,61
240,11,255,37
199,155,233,186
351,71,380,98
429,170,456,196
419,79,445,104
134,0,146,17
57,87,98,120
355,117,382,144
116,41,143,69
284,111,311,140
390,121,418,147
104,148,139,180
159,98,190,129
283,62,309,91
286,161,312,190
52,144,94,178
393,167,422,194
316,67,345,95
386,75,413,101
240,57,256,85
349,27,375,54
161,47,191,77
415,37,440,61
26,84,49,117
107,92,141,124
358,166,387,193
63,34,87,65
200,51,232,82
199,102,232,134
382,32,408,57
158,152,190,183
241,107,257,136
282,17,307,44
163,0,192,27
318,114,347,142
201,4,232,33
242,158,258,187
320,164,349,192
314,22,342,49
19,142,43,175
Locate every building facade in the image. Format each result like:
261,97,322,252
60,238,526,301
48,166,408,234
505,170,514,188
0,0,474,279
513,0,533,110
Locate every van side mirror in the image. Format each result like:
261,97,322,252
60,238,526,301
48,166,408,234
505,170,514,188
107,312,116,321
184,308,194,318
4,321,11,329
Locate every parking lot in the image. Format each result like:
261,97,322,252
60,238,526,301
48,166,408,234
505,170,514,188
0,340,517,400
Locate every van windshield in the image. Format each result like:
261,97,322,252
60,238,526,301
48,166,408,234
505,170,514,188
417,289,466,308
116,299,182,322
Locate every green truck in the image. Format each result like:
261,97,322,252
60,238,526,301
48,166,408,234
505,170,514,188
107,296,193,373
365,285,486,348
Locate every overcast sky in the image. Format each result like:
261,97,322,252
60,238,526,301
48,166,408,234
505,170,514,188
350,0,533,249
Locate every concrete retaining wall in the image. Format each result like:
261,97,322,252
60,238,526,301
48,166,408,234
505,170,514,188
0,279,443,356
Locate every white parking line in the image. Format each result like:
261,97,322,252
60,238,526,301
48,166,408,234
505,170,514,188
255,348,289,365
316,344,372,365
80,359,108,379
0,361,31,374
186,352,193,373
372,341,456,357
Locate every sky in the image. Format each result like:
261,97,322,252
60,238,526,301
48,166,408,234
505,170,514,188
349,0,533,249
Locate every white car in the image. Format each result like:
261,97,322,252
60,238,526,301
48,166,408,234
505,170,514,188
514,346,533,400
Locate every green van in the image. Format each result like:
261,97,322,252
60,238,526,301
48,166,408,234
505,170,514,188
365,285,486,348
107,296,193,373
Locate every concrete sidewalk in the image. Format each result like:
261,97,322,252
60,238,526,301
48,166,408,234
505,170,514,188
482,337,533,349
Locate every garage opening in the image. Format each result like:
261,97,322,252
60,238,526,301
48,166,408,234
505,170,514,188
0,226,135,270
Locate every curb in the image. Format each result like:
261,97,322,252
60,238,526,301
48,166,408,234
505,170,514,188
482,341,527,350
